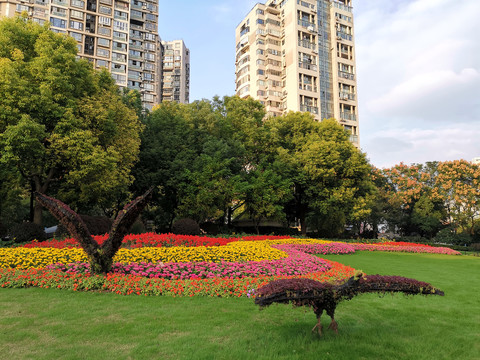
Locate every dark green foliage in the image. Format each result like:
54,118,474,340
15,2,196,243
35,188,153,274
254,273,443,335
56,215,112,237
79,215,112,235
8,222,46,243
129,219,146,235
172,218,201,236
434,227,472,246
0,221,7,239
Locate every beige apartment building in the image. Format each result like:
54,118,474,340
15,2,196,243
1,0,162,110
161,39,190,104
235,0,359,145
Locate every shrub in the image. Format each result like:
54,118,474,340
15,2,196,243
129,219,146,234
8,222,47,243
0,221,7,239
172,218,201,235
434,227,472,246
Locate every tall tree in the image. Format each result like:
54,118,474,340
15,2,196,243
431,160,480,234
0,16,143,224
267,115,374,235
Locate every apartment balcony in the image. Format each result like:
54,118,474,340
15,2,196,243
130,32,143,40
114,14,128,21
338,70,355,81
300,105,319,114
129,54,144,61
112,56,127,63
333,1,353,13
339,91,355,101
298,39,316,51
299,84,318,92
336,31,352,42
297,19,316,32
129,43,143,51
51,0,68,5
130,24,144,31
128,74,142,81
298,61,317,71
131,13,144,21
339,50,350,59
128,63,142,70
340,112,356,121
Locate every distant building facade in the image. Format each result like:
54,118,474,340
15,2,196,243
235,0,359,146
1,0,190,109
160,39,190,104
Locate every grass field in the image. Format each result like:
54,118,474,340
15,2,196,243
0,252,478,360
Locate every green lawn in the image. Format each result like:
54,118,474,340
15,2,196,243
0,252,478,360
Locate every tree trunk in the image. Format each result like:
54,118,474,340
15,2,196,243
33,203,43,225
300,216,307,235
29,181,35,222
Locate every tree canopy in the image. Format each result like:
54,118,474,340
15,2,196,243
0,16,143,225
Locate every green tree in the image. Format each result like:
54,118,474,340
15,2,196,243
0,16,142,224
267,115,374,235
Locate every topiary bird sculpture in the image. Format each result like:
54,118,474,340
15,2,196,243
35,188,153,274
254,272,444,335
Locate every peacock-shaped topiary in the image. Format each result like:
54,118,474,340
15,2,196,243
254,272,444,335
35,188,153,274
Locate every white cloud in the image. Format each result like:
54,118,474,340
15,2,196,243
355,0,480,167
364,124,480,168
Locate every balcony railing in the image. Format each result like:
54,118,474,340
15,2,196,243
131,13,143,21
129,54,144,60
340,112,356,121
339,91,355,101
336,31,352,41
298,39,316,50
333,1,353,13
338,70,355,80
300,105,319,114
297,19,316,32
299,84,318,92
298,61,317,71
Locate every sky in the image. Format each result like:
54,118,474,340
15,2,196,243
157,0,480,168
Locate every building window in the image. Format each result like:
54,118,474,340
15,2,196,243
84,35,94,55
97,48,110,58
97,38,110,47
99,5,111,15
98,27,111,36
113,20,127,32
98,16,111,26
50,17,66,29
69,20,83,30
70,9,84,20
70,0,85,8
97,59,107,68
69,31,82,42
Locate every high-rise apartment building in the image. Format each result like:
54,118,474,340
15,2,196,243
235,0,359,145
1,0,161,110
160,39,190,103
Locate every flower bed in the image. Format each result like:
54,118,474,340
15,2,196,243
0,242,288,270
22,233,292,249
350,243,461,255
45,244,333,279
0,234,461,298
0,259,355,297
